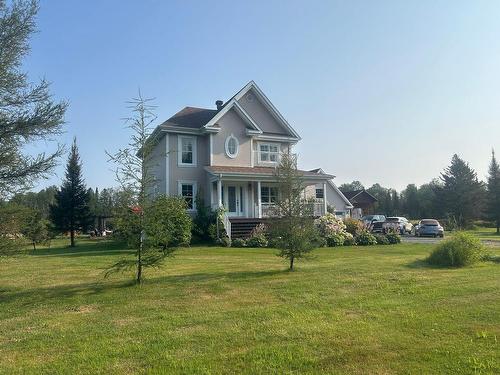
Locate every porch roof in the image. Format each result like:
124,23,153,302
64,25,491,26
205,165,333,181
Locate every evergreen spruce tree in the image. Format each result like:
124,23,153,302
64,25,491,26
0,1,67,197
486,150,500,233
50,138,92,246
436,154,485,229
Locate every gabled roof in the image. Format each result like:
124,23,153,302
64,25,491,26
309,168,353,208
342,190,378,203
157,81,301,141
204,81,300,140
160,107,218,129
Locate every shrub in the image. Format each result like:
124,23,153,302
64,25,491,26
267,236,282,249
250,223,267,237
426,232,484,267
386,232,401,244
217,236,231,247
374,234,390,245
343,232,356,246
231,238,246,248
246,234,268,248
327,233,345,247
344,217,363,236
315,236,328,248
316,213,346,237
355,230,377,246
145,196,192,248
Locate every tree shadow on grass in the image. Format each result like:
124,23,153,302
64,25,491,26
405,259,434,269
29,240,133,257
0,269,287,305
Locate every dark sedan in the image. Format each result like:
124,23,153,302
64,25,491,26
413,219,444,237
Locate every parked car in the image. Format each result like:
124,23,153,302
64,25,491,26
413,219,444,237
361,215,386,233
361,215,386,226
382,217,413,235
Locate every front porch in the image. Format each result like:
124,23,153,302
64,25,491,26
209,179,328,219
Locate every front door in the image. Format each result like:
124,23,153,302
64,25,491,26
224,184,245,217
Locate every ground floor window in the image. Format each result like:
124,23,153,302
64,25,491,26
261,186,278,204
178,181,196,210
315,188,324,199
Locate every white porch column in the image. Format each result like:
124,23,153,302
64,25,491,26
217,179,222,208
210,181,214,207
257,180,262,218
323,182,327,215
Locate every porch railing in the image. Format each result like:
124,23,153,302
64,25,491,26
254,200,325,218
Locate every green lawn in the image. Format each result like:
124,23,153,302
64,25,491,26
0,239,499,374
467,227,500,242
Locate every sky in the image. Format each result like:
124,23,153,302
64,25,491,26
23,0,500,192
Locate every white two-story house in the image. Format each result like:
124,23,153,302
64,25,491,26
147,81,352,237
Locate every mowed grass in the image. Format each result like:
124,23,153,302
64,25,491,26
467,227,500,242
0,239,499,374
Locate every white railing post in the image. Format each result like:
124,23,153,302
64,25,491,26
257,180,262,218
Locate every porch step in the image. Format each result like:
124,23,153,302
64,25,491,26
229,218,269,239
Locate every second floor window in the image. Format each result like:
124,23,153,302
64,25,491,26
259,143,279,163
178,136,196,166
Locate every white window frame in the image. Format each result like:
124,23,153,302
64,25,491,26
178,180,197,211
258,142,280,164
260,185,278,205
224,134,239,159
177,135,197,167
315,188,324,199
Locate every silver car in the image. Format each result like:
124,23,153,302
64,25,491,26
414,219,444,237
382,217,413,235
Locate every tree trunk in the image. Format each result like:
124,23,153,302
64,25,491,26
70,229,75,247
289,256,294,271
32,241,36,251
136,229,144,284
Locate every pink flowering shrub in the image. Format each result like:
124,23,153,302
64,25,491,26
315,213,350,242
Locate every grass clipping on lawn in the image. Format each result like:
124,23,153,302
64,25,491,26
426,231,485,267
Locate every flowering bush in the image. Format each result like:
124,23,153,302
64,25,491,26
316,213,346,237
343,218,363,236
315,213,352,246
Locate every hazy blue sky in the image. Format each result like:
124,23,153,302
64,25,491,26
25,0,500,191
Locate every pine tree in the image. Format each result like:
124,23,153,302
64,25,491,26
486,150,500,234
0,1,67,197
436,154,485,229
50,138,92,246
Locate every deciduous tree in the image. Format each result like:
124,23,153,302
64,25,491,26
270,153,319,270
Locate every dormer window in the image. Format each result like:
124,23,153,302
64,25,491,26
224,134,239,158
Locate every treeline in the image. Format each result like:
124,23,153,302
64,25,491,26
340,153,500,231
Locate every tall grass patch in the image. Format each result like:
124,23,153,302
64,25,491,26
426,232,484,267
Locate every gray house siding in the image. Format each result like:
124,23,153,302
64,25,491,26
237,89,289,135
167,133,211,203
211,109,252,167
